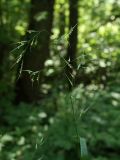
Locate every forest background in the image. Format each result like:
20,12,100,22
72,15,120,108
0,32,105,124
0,0,120,160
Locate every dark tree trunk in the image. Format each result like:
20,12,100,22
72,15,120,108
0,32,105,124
15,0,55,103
66,0,78,89
0,0,9,80
67,0,78,68
0,44,8,80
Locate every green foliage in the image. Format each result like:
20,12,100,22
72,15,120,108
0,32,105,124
0,0,120,159
0,81,120,159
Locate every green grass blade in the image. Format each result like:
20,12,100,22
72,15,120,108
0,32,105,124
80,137,88,160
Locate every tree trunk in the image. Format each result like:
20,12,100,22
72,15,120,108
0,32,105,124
67,0,78,67
0,0,9,80
15,0,55,103
0,43,9,80
66,0,78,89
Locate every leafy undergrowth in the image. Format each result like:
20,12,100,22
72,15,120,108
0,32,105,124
0,82,120,160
